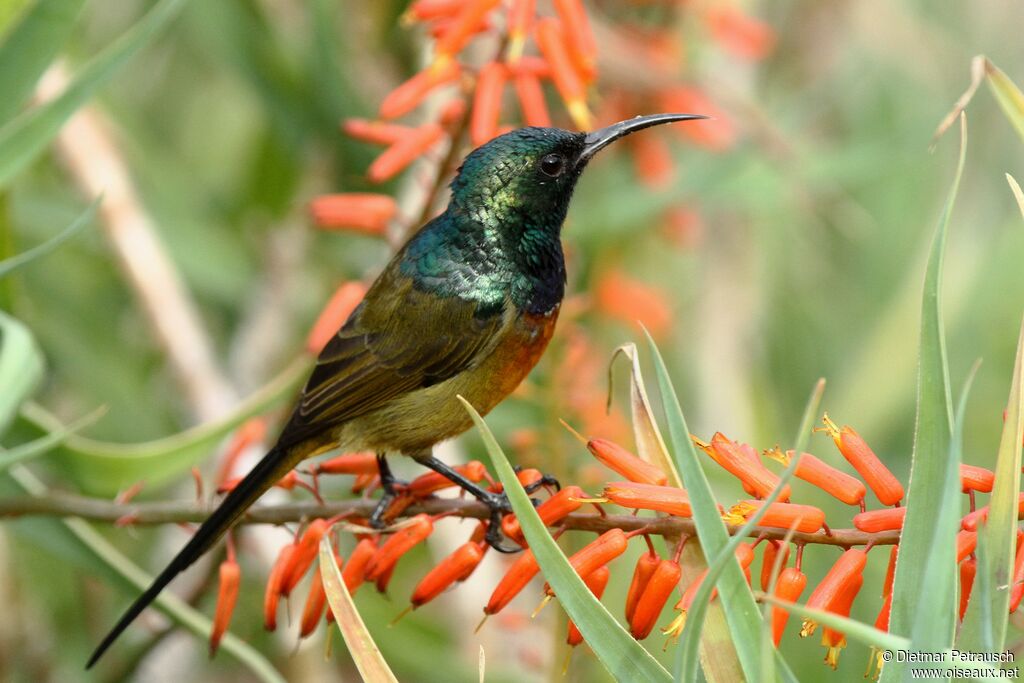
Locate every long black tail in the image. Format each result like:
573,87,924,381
86,443,302,668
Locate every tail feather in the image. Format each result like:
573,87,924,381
86,443,302,668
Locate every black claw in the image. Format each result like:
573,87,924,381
523,472,561,494
484,510,523,554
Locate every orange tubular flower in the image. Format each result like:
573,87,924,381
594,269,673,340
956,530,977,563
403,0,462,22
513,71,551,127
299,565,327,638
407,461,487,497
209,554,241,656
960,464,995,493
697,433,791,502
264,544,296,631
309,193,397,235
342,537,377,595
342,118,414,146
365,514,434,581
432,0,501,68
959,558,976,621
411,541,486,609
534,18,591,129
379,61,461,120
630,558,682,640
821,574,864,670
1010,531,1024,613
704,5,776,62
567,566,611,646
664,544,755,639
800,548,867,637
281,519,333,596
602,481,692,517
625,552,660,624
215,417,267,485
502,485,584,544
470,62,507,146
505,0,535,64
867,591,894,680
315,451,378,476
577,431,668,486
819,415,904,506
724,501,825,534
368,123,446,183
961,493,1024,530
882,545,898,598
306,282,369,354
656,86,736,150
483,547,540,618
761,541,791,591
542,529,631,598
771,566,807,646
764,448,866,506
853,507,907,533
552,0,597,82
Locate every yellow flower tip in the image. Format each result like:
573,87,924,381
865,647,885,681
430,54,454,76
690,434,712,452
531,594,553,619
474,613,490,634
763,446,790,465
506,33,526,64
799,618,817,638
567,99,593,131
721,510,746,526
817,413,841,439
559,418,588,445
661,610,687,641
571,496,608,504
398,9,416,27
822,636,846,670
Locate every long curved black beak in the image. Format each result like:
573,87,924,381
577,113,708,167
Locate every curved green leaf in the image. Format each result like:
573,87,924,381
756,592,909,652
18,355,311,495
0,0,188,189
0,0,84,125
0,196,97,278
0,310,44,436
458,395,671,683
0,404,105,471
883,115,965,682
319,536,399,683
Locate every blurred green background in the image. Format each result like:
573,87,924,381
1,0,1023,681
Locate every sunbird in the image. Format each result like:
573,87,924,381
87,113,705,667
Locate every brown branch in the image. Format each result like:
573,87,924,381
0,492,899,547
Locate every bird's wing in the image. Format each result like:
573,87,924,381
278,268,506,449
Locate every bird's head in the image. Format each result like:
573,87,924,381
448,113,707,232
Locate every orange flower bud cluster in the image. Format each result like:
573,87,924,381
695,432,791,501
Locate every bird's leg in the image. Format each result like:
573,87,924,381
412,454,522,553
369,453,404,529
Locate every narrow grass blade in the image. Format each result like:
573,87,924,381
756,592,909,653
882,115,965,681
319,536,398,683
0,0,84,125
0,404,105,470
5,465,284,682
610,343,680,486
678,456,802,683
959,317,1024,651
0,310,44,436
642,331,785,682
16,355,310,495
0,0,188,189
791,378,825,455
984,60,1024,142
1007,174,1024,220
0,197,97,278
459,396,670,683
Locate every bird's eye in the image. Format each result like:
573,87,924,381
539,153,565,177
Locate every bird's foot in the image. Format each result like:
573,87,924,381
523,472,561,495
368,454,408,529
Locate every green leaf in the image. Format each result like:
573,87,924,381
756,592,909,653
882,114,964,681
642,330,795,683
0,404,105,470
458,395,671,683
17,356,311,495
319,536,399,683
0,196,96,278
959,318,1024,652
6,465,285,683
984,60,1024,142
0,0,188,189
0,310,44,437
0,0,84,125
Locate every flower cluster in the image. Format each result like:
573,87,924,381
205,411,1009,677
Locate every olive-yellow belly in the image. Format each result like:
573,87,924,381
333,306,559,456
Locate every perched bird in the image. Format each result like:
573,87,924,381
87,113,705,667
